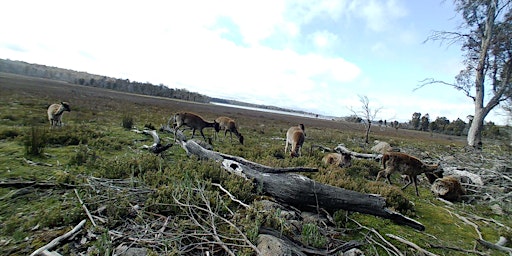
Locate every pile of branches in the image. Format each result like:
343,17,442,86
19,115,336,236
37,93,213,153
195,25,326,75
65,176,258,255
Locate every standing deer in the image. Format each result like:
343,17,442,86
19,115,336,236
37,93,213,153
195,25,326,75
376,152,440,196
172,112,219,141
285,124,305,158
215,116,244,144
47,102,71,128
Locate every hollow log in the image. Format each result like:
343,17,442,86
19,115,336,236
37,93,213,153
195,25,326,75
160,127,425,230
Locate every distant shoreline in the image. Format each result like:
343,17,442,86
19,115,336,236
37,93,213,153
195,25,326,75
210,102,334,120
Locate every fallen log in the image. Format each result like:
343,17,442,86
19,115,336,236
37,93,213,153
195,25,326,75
160,127,425,231
335,144,382,162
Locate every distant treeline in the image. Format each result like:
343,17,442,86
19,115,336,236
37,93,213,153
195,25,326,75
0,59,211,103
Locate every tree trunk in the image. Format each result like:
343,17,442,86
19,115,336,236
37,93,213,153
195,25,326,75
467,0,496,149
467,109,484,149
364,121,371,144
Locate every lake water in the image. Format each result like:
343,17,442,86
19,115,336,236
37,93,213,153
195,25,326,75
210,102,334,120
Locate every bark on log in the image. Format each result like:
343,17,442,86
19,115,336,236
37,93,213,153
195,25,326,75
161,128,425,230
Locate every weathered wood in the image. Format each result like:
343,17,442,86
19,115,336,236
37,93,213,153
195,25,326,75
162,128,425,231
132,129,173,154
335,144,382,161
30,219,86,256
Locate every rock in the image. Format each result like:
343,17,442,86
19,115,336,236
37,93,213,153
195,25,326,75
371,141,392,154
257,234,306,256
490,204,504,215
343,248,365,256
114,245,148,256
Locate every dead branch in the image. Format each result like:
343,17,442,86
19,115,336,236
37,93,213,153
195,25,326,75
429,244,488,255
212,183,250,209
348,216,404,256
23,157,53,167
74,189,97,227
477,239,512,254
310,144,333,153
30,219,86,256
132,129,173,154
386,234,438,256
0,179,75,189
172,183,260,255
258,226,362,255
445,208,483,240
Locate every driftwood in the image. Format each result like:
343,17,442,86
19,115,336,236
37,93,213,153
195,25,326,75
159,126,425,231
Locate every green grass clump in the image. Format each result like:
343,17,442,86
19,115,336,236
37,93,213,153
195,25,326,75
301,223,327,248
24,126,47,156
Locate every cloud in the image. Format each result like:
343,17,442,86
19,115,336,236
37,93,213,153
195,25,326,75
349,0,408,32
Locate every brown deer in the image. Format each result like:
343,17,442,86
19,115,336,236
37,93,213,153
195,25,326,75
215,116,244,144
172,112,219,141
285,124,305,157
376,152,439,196
47,102,71,128
322,152,352,168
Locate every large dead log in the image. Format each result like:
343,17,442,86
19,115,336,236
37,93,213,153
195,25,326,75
160,126,425,230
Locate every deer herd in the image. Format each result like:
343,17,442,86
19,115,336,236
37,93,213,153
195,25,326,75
47,102,447,197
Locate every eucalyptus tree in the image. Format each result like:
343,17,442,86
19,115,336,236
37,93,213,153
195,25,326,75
421,0,512,149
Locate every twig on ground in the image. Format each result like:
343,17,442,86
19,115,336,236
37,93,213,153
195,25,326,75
347,216,404,256
212,183,250,209
74,189,96,227
30,219,86,256
386,234,438,256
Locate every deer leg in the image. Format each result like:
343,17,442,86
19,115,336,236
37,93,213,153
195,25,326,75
401,175,413,191
199,129,207,141
413,176,420,196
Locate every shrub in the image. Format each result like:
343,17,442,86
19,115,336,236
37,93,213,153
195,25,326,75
0,129,21,140
122,115,134,129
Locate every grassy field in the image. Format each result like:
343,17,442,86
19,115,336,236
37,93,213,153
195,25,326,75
0,72,510,255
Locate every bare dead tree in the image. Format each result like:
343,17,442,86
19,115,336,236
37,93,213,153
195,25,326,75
350,95,382,144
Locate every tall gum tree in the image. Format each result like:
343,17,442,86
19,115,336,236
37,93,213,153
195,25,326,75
420,0,512,149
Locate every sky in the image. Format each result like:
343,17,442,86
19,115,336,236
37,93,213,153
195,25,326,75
1,0,510,125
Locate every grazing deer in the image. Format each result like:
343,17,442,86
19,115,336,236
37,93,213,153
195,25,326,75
215,116,244,144
376,152,439,196
285,124,305,158
322,152,352,168
172,112,219,141
47,102,71,128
